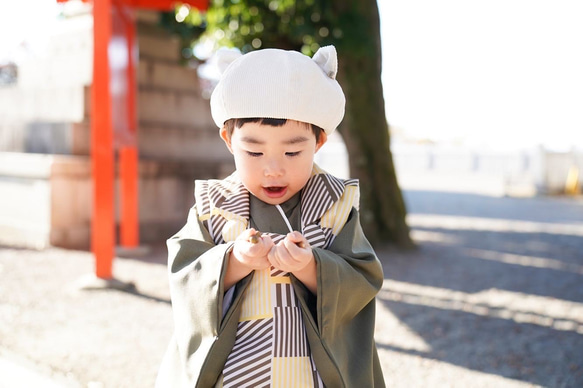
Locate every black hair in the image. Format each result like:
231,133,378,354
223,118,323,143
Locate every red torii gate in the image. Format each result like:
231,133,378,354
58,0,208,283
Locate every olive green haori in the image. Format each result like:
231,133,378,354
156,166,385,387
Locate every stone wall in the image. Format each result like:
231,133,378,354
135,12,230,163
0,7,232,249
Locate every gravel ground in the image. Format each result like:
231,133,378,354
1,189,582,387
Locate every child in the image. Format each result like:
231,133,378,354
156,46,385,387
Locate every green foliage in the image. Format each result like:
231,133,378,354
160,0,347,58
158,0,413,247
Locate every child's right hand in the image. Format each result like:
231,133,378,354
230,228,273,271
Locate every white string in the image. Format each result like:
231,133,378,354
275,204,294,233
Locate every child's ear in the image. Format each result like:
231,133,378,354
219,127,234,154
315,131,328,153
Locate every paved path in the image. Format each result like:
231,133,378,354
1,190,582,387
376,190,583,388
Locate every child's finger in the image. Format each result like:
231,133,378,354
267,246,281,268
286,231,308,249
249,230,262,244
269,244,290,265
238,228,257,240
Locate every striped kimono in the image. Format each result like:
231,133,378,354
157,165,385,388
195,165,358,387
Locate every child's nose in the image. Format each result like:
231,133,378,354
264,159,284,177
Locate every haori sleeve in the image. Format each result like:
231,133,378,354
165,205,235,383
311,207,384,334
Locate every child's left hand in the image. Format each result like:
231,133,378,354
267,231,313,273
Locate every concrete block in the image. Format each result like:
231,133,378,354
138,34,182,62
135,10,160,25
138,176,180,223
0,121,26,152
49,157,92,245
50,155,91,177
193,99,215,127
1,121,88,156
138,60,200,92
0,162,52,249
50,224,90,250
138,125,181,159
138,123,230,162
51,178,78,228
71,121,90,155
0,152,237,249
138,87,211,127
0,152,53,178
82,85,90,119
142,177,184,222
24,122,72,154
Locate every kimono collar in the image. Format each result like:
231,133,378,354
195,164,352,248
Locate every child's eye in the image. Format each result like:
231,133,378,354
246,151,263,157
285,151,301,157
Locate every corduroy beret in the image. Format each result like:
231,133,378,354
210,46,345,135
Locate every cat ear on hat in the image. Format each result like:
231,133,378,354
312,45,338,80
215,48,243,75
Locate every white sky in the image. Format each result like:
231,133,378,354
378,0,583,151
1,0,582,151
0,0,58,62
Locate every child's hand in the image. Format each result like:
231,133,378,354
230,228,273,271
267,231,313,274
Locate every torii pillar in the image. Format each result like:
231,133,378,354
58,0,208,287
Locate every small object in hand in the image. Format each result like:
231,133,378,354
297,241,306,248
249,231,262,244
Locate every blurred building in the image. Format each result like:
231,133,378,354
391,142,583,197
0,5,232,249
316,136,583,198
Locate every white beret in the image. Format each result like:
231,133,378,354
210,46,345,135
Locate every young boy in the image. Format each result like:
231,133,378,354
157,46,385,387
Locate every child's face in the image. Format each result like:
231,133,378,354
220,120,327,205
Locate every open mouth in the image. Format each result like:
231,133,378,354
265,186,285,193
263,186,287,197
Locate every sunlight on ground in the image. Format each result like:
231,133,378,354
379,280,583,335
465,248,583,275
408,214,583,237
0,357,64,388
375,298,432,353
408,213,583,274
375,344,536,388
409,229,461,245
410,228,583,274
375,291,542,388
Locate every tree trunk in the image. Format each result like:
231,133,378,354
334,0,413,248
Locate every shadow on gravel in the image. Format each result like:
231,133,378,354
118,285,171,305
399,229,583,302
403,190,583,224
377,293,583,387
376,190,583,387
116,243,169,266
